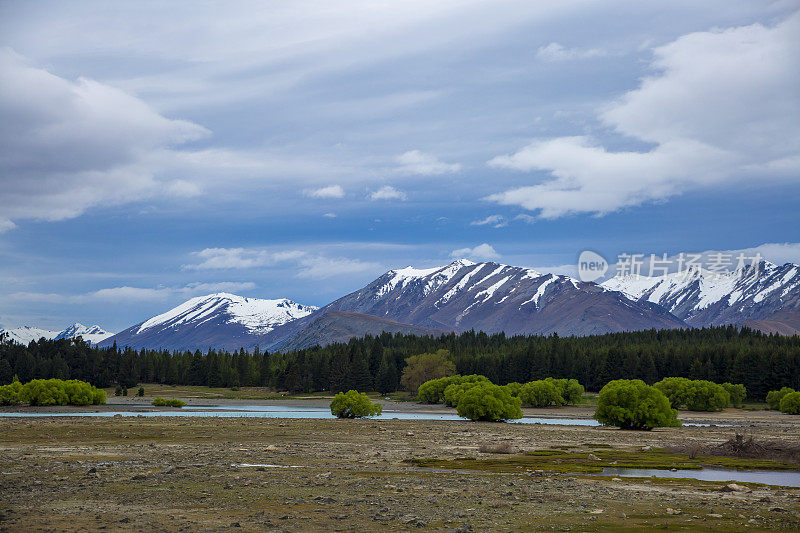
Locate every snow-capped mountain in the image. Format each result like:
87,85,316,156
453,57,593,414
98,293,317,351
271,259,685,347
0,323,114,345
602,261,800,327
55,323,114,344
0,325,61,345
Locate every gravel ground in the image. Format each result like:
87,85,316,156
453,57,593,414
1,408,799,531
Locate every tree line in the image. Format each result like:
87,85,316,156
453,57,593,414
1,325,798,400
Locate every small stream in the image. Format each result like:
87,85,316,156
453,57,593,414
599,467,800,487
0,404,601,425
0,404,737,426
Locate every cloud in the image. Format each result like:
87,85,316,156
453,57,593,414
0,219,16,233
0,48,210,227
304,185,345,199
185,248,305,270
514,214,537,224
183,246,380,279
450,243,500,261
296,256,380,279
323,212,337,218
536,42,606,61
396,150,461,176
8,282,257,303
369,186,407,201
470,214,507,228
488,12,800,218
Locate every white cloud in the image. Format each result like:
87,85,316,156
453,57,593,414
0,48,210,227
184,248,305,270
8,281,257,303
304,185,345,199
396,150,461,176
323,212,337,218
0,219,16,233
514,214,536,224
450,243,500,261
489,12,800,218
536,42,606,61
183,246,379,279
296,256,380,279
470,214,507,228
369,186,407,201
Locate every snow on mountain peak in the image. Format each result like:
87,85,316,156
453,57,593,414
602,259,800,325
136,293,317,335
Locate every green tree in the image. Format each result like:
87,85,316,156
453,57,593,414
350,349,373,392
400,350,455,394
767,387,796,410
722,383,747,408
455,382,522,422
545,378,584,405
0,377,22,405
779,391,800,415
375,354,399,395
329,390,382,419
594,379,681,430
519,380,562,408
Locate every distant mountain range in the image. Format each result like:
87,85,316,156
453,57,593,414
10,258,800,352
0,323,113,345
97,293,316,352
99,259,684,351
601,260,800,327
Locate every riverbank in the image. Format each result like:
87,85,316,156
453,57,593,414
1,413,799,531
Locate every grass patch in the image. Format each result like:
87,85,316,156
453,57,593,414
408,448,800,474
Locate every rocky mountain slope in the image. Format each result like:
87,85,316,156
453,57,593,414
602,261,800,327
280,310,450,351
271,259,685,347
98,293,316,351
1,323,112,345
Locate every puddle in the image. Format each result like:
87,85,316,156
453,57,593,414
599,467,800,488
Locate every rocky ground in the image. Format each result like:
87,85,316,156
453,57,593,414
1,409,800,531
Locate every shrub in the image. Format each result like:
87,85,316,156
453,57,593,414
594,379,681,430
779,392,800,415
417,376,463,404
122,387,128,396
114,385,123,396
443,381,483,407
722,383,747,408
137,387,145,397
519,380,563,408
503,382,523,397
545,378,585,405
152,397,186,408
767,387,796,410
654,377,729,411
455,382,522,422
330,390,382,419
0,378,22,405
416,374,489,404
15,379,105,406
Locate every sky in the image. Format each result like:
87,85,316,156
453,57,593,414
1,0,799,332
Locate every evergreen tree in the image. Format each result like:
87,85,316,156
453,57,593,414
375,353,399,394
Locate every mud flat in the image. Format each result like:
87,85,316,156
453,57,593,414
1,410,800,531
